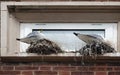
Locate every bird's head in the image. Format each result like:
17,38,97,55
73,32,78,36
16,38,20,41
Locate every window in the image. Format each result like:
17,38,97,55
20,23,117,53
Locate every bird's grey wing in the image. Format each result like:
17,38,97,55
27,31,39,37
27,31,45,39
74,32,104,44
75,34,94,44
84,34,104,44
87,34,104,40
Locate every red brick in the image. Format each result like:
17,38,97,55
59,71,70,75
77,66,89,71
2,66,14,70
71,72,94,75
15,66,38,70
53,66,76,71
108,72,120,75
114,66,120,71
40,66,51,70
96,66,106,71
0,71,20,75
106,66,113,71
96,72,107,75
32,63,57,66
34,71,57,75
22,71,33,75
0,66,1,70
90,66,108,71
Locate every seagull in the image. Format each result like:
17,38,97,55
16,31,45,44
73,32,104,44
73,32,112,47
73,32,115,54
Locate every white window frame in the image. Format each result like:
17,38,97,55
20,23,117,52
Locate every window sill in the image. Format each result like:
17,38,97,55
1,53,120,63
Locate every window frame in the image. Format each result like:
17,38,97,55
20,23,117,53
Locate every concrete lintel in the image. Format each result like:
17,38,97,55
1,2,120,8
13,2,120,6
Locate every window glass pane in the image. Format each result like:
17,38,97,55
33,29,105,52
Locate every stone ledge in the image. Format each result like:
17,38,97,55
1,55,120,63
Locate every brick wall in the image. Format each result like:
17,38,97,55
0,62,120,75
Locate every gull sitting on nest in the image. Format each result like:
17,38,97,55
16,31,62,55
73,32,115,56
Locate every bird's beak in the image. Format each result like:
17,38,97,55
73,32,78,36
16,38,20,41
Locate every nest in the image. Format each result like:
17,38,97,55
79,42,115,56
26,39,63,55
